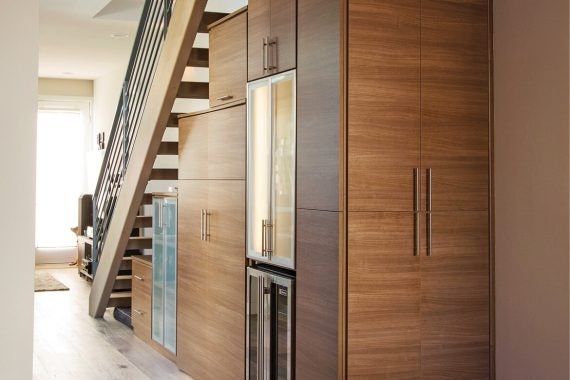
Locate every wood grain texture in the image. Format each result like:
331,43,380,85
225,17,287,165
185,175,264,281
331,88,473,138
178,104,246,180
132,260,152,343
297,0,341,212
296,209,340,380
269,0,296,74
348,212,420,379
209,11,247,108
247,0,270,80
421,211,490,379
421,0,490,212
177,180,245,380
348,0,421,212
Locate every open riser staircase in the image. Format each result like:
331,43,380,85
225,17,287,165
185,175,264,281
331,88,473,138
89,0,226,317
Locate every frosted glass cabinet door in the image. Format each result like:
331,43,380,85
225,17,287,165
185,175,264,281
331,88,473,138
163,198,177,353
271,72,295,269
152,198,165,344
247,71,296,269
247,80,272,261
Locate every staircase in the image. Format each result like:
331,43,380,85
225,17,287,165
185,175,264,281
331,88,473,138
89,0,226,317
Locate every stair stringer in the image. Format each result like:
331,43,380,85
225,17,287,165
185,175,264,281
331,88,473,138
89,0,208,318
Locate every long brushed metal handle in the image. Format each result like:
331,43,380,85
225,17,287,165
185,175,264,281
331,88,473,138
200,209,204,241
262,37,268,72
205,210,210,241
413,168,420,256
427,168,433,256
262,220,266,257
134,275,144,281
216,95,234,102
267,37,277,70
266,220,273,259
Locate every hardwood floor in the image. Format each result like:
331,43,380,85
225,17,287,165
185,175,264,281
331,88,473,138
33,266,190,380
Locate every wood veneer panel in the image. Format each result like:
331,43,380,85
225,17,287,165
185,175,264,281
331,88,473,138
348,0,421,212
421,211,490,379
421,0,490,211
209,11,247,108
176,180,245,380
132,260,152,343
348,211,420,379
270,0,296,74
247,0,270,81
297,0,341,212
296,209,340,379
178,104,246,180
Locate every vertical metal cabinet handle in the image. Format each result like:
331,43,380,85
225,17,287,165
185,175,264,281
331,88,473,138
200,209,204,241
266,221,273,259
427,168,433,257
268,37,277,70
262,220,266,256
205,210,210,241
413,168,420,256
262,37,268,72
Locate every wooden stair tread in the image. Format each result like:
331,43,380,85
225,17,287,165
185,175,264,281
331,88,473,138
150,168,178,180
134,215,153,228
157,141,178,155
187,47,208,68
177,82,209,99
199,12,228,33
126,236,152,250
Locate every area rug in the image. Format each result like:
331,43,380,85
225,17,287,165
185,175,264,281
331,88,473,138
34,272,69,292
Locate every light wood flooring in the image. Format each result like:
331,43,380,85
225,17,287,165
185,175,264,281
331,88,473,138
33,266,192,380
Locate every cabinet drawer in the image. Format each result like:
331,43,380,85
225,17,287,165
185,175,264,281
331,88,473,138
132,259,152,341
178,104,245,180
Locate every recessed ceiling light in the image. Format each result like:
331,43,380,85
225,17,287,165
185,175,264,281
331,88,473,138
110,33,129,39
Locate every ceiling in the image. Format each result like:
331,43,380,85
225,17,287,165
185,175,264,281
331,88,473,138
39,0,247,80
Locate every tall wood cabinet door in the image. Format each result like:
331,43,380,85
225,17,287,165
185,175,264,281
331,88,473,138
348,0,421,212
247,0,270,81
269,0,296,74
209,11,247,108
421,211,490,379
348,212,421,379
421,0,490,212
178,104,246,180
177,180,245,380
177,180,210,376
203,180,246,380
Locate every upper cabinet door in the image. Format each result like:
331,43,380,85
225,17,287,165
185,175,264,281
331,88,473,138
420,0,489,212
178,104,246,180
209,11,247,108
347,0,421,212
248,0,296,81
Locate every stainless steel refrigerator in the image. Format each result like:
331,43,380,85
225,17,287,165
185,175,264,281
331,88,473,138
246,267,295,379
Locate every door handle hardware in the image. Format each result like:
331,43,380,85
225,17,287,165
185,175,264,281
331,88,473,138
267,37,277,71
265,221,273,259
413,168,420,256
134,275,144,281
216,95,234,102
262,37,268,73
262,219,267,256
427,168,433,257
204,210,211,241
200,209,205,240
133,309,144,316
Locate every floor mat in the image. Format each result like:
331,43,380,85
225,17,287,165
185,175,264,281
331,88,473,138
35,272,69,292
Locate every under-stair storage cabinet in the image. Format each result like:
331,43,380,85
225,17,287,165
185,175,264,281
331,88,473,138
247,71,296,270
132,256,152,343
208,8,247,108
347,0,491,378
248,0,296,81
152,194,177,354
177,102,246,379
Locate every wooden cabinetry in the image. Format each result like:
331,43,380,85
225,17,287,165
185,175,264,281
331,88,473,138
177,180,245,380
178,102,245,180
209,9,247,108
132,256,152,343
346,0,491,378
247,0,296,81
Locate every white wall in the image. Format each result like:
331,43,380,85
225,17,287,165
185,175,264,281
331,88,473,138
38,78,93,98
494,0,570,378
0,0,38,378
94,66,127,144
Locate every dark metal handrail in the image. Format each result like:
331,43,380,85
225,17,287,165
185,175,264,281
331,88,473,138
92,0,174,272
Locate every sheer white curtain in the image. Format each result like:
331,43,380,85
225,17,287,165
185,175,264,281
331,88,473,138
36,100,91,250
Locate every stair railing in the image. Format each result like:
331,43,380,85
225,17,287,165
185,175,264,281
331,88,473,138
92,0,174,273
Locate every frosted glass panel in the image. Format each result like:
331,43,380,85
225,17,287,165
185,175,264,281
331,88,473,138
271,73,295,266
152,198,165,344
247,82,271,259
164,199,177,353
